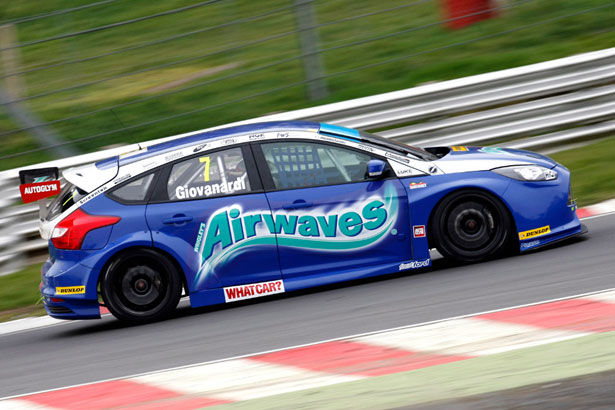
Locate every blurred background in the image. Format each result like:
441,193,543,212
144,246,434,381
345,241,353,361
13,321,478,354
0,0,613,317
0,0,612,169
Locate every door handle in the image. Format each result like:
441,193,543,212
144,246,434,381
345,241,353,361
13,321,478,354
282,201,313,210
163,215,193,224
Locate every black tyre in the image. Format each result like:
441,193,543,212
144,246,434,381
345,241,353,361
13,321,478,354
101,248,182,323
431,190,514,262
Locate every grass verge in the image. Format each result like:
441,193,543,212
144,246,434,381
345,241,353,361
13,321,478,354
206,332,615,410
551,137,615,207
0,263,46,322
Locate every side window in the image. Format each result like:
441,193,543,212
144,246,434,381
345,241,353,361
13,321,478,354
167,147,251,201
109,173,155,203
261,141,373,189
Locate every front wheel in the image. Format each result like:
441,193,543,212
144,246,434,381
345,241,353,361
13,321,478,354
431,190,514,262
101,249,182,323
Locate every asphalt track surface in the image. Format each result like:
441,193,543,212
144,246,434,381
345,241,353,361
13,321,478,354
1,214,613,398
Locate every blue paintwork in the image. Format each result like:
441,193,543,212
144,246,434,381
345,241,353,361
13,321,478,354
146,193,282,291
264,180,413,280
368,159,386,176
41,121,583,320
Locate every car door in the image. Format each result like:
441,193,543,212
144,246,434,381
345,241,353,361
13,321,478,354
146,145,282,293
253,139,412,279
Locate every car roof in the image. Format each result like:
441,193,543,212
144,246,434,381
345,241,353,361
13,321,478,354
94,120,435,171
96,121,321,170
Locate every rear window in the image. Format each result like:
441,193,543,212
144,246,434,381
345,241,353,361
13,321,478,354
46,183,86,221
108,174,155,203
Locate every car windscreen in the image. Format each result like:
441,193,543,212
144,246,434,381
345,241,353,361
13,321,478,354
45,183,86,221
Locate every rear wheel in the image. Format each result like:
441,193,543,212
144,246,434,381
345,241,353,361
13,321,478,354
431,190,513,262
101,249,182,323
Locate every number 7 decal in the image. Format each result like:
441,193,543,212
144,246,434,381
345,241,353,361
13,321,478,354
199,156,211,182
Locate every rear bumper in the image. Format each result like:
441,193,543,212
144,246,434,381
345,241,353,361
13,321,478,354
40,257,102,320
42,298,102,320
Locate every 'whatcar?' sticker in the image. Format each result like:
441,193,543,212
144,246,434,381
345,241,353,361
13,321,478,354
19,181,61,203
224,280,285,302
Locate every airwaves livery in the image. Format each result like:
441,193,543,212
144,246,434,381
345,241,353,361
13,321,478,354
194,189,397,288
32,121,584,322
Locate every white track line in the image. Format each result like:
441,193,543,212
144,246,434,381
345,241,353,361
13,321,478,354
1,287,612,401
0,298,190,337
356,318,590,356
132,359,362,401
1,211,612,338
580,211,615,220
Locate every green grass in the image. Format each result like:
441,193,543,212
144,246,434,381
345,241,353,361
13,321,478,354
0,263,46,322
0,0,612,170
551,137,615,207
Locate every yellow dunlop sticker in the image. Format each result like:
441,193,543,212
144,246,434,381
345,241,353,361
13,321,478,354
56,286,86,295
518,225,550,240
451,146,468,151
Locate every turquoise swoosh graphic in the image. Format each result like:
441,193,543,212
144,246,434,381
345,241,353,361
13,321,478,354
193,183,399,288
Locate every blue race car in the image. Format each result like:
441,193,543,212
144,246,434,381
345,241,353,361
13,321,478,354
35,121,584,322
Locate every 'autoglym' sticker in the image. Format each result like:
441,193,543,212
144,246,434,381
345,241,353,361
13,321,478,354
518,225,550,240
56,286,86,295
223,280,285,303
19,181,61,203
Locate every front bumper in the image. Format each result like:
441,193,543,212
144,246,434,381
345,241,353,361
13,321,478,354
501,164,584,252
520,223,588,252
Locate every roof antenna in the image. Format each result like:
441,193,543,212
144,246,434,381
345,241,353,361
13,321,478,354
110,109,142,150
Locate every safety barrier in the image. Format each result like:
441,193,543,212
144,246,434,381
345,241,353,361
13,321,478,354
0,48,613,275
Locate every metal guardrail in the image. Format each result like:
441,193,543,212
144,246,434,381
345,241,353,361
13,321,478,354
0,48,613,275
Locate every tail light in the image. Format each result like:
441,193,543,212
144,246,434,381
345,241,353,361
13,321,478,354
51,209,120,250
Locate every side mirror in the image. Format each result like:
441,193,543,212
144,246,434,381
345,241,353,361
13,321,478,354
367,159,386,178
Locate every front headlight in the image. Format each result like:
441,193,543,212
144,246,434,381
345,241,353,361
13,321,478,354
492,165,558,181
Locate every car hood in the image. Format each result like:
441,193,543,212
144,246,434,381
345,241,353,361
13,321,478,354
428,146,557,174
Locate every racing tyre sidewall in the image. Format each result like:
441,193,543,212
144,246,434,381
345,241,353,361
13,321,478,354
431,190,514,262
101,249,182,323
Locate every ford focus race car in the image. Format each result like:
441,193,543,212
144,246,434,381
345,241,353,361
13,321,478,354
27,121,585,322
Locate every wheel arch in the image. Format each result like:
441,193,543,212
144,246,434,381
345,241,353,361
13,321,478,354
97,245,189,297
426,187,518,250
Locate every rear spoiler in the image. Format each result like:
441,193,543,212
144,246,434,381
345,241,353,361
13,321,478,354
18,167,61,217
